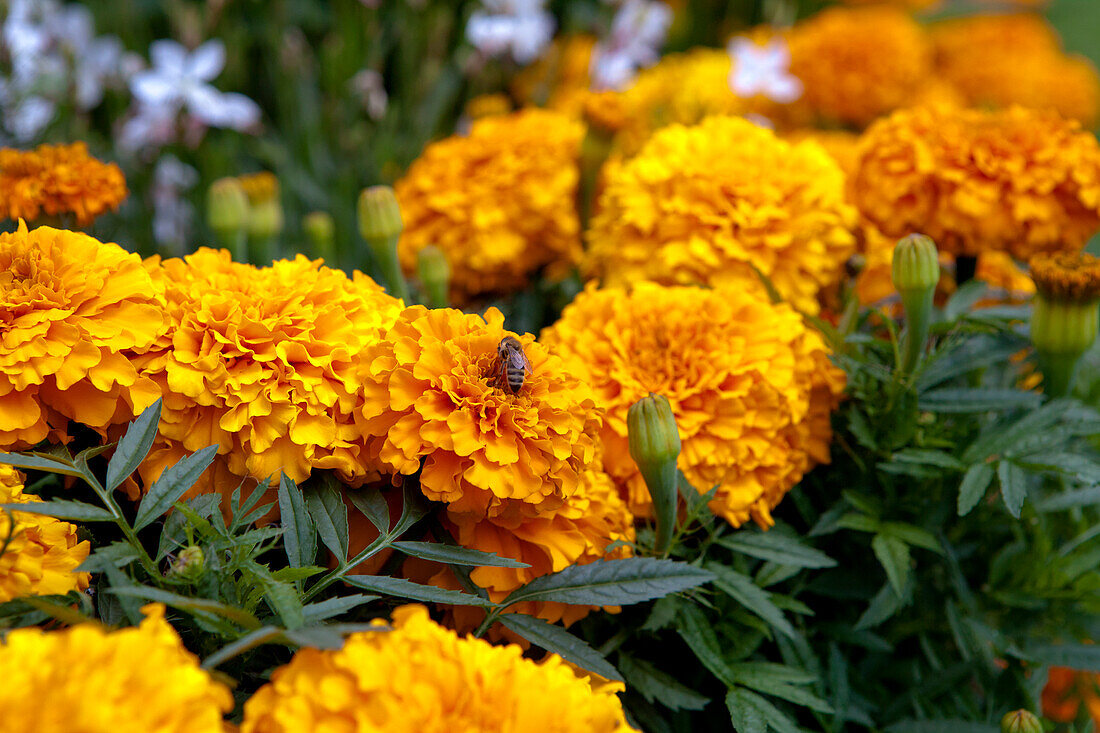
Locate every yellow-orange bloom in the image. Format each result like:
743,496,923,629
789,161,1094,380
542,283,844,527
1043,666,1100,726
0,603,232,733
584,116,856,314
0,222,163,449
851,106,1100,260
1030,251,1100,303
133,248,402,496
241,604,632,733
0,465,89,602
0,143,127,226
395,109,584,302
359,305,602,524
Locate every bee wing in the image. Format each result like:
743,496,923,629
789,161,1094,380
511,348,533,372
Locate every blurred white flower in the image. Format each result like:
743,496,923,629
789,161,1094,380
590,0,672,90
727,36,802,104
152,154,199,254
350,69,388,120
466,0,554,65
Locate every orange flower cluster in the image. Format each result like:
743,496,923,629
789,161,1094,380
0,143,127,225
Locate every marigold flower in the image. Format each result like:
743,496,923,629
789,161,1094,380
241,604,632,733
0,465,89,602
0,143,127,226
0,603,232,733
359,305,601,524
851,105,1100,260
584,116,856,314
541,283,844,527
0,222,163,449
1030,252,1100,304
133,248,403,496
394,109,584,303
1043,666,1100,726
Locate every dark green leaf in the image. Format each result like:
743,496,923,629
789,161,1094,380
707,564,794,639
262,579,305,630
726,688,767,733
105,398,161,491
0,500,113,522
885,722,997,733
619,655,709,711
729,662,833,714
719,531,836,569
676,601,735,685
110,586,262,629
918,388,1041,413
943,280,989,320
78,541,142,573
345,488,391,534
301,594,380,624
282,625,347,649
872,534,911,597
498,613,622,681
133,445,217,530
855,582,908,630
501,558,713,608
0,452,84,478
834,513,881,533
344,574,496,607
879,523,942,553
1019,642,1100,671
963,399,1070,464
304,480,348,561
997,460,1028,518
889,448,965,471
726,688,799,733
392,541,530,568
277,474,316,568
1036,486,1100,512
957,463,995,516
202,627,285,669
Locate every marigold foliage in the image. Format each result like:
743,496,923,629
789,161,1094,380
0,604,232,733
240,605,633,733
359,305,602,524
541,283,844,527
851,106,1100,260
584,116,856,314
1030,252,1100,304
0,143,127,225
394,109,584,302
0,222,163,449
0,465,89,602
133,248,402,495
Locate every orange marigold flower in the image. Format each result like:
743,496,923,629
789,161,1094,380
241,605,632,733
0,465,89,602
851,105,1100,260
0,143,127,226
1043,666,1100,725
133,248,402,496
0,603,233,733
359,305,602,524
1030,251,1100,304
0,222,163,449
584,116,856,314
394,109,584,303
541,283,845,527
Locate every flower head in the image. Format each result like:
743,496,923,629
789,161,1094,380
1030,252,1100,304
0,222,163,449
241,604,632,733
728,37,802,104
541,283,844,527
395,109,584,302
851,105,1100,260
584,116,856,314
0,603,233,733
0,465,89,602
1043,666,1100,726
0,143,127,225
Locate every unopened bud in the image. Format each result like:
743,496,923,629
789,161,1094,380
628,393,681,555
169,545,205,581
417,245,450,308
304,211,335,260
238,172,283,239
892,234,940,295
206,178,249,234
358,186,410,302
1000,709,1042,733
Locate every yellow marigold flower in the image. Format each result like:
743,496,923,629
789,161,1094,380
0,222,163,449
0,603,232,733
240,604,632,733
785,129,862,179
851,105,1100,260
541,283,845,527
133,248,402,496
1030,252,1100,304
0,142,127,226
584,116,857,314
464,93,513,120
359,305,601,523
0,465,89,602
786,6,933,127
236,171,279,205
394,109,584,302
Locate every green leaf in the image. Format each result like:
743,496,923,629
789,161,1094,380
918,387,1041,413
726,688,767,733
707,564,794,639
0,452,85,478
855,582,908,630
392,541,531,568
957,463,995,516
281,625,347,650
133,445,217,531
885,722,997,733
943,280,989,320
21,595,95,626
202,626,285,669
872,534,911,597
262,578,306,630
676,601,735,685
618,655,709,711
962,399,1070,464
834,512,881,533
497,613,622,681
729,662,833,714
726,688,799,733
105,398,161,491
301,594,380,624
889,448,965,471
344,574,495,607
345,488,391,533
78,541,142,573
304,480,348,561
109,586,262,629
997,460,1028,518
720,530,835,570
501,558,713,608
277,474,316,569
0,500,113,522
1037,486,1100,512
1018,642,1100,671
879,523,942,554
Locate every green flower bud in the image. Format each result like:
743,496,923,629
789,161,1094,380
169,545,205,582
892,234,940,375
1029,252,1100,397
304,211,336,260
248,198,284,239
206,177,249,234
628,393,682,555
417,245,450,309
1000,709,1042,733
358,186,410,302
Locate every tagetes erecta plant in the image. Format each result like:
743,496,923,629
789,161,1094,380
240,605,633,733
584,116,856,314
0,465,89,602
0,142,127,225
0,222,163,449
394,109,584,302
851,105,1100,261
542,283,844,527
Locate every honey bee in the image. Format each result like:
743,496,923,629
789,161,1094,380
493,336,532,395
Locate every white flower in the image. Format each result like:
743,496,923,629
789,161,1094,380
590,0,672,90
466,0,554,65
727,36,803,104
350,69,388,120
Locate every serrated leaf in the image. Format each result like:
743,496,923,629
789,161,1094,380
707,564,794,639
729,663,833,714
1018,642,1100,671
110,586,262,629
105,398,161,491
719,531,836,569
855,582,907,630
872,534,911,597
501,558,713,608
1036,486,1100,512
726,688,799,733
304,480,348,561
676,601,735,685
619,655,708,711
957,463,994,516
344,575,496,607
345,488,391,534
498,613,622,681
879,523,942,553
997,460,1028,518
277,474,316,568
262,579,305,630
301,594,380,624
282,625,346,649
78,541,142,573
918,388,1041,413
962,399,1070,464
0,452,85,478
889,448,965,471
133,445,217,531
834,513,881,533
943,280,989,320
0,500,113,522
392,541,531,568
726,688,767,733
